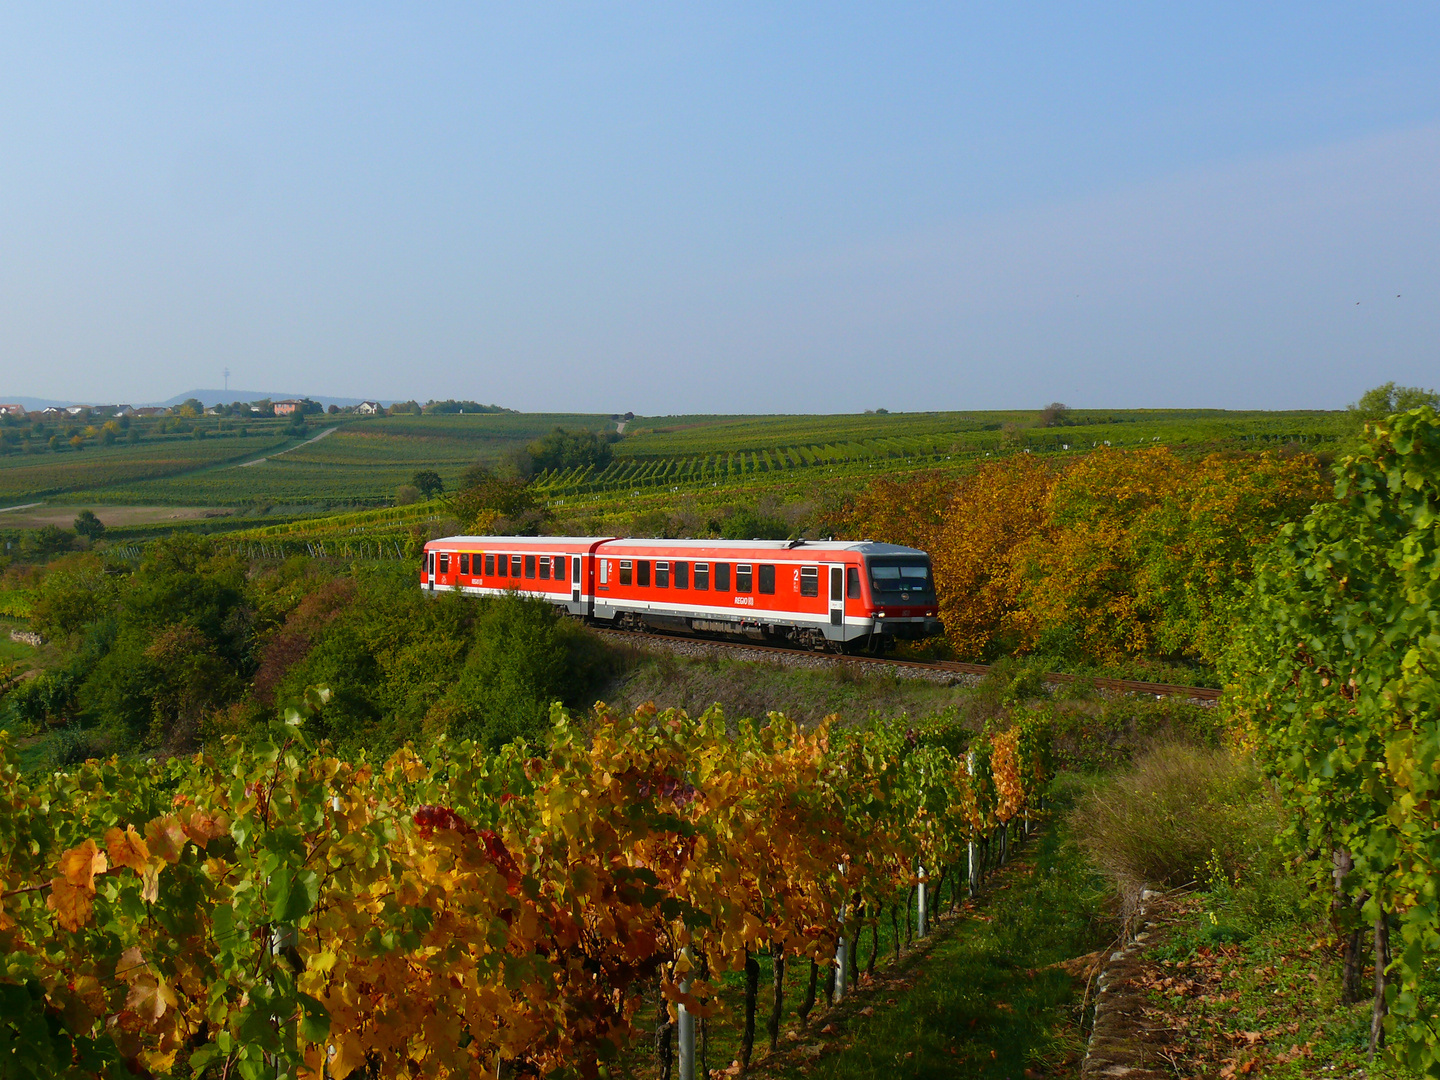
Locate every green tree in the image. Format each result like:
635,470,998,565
444,464,544,533
74,536,250,748
1348,381,1440,429
72,511,106,541
412,469,443,498
719,507,791,540
19,526,73,558
526,427,614,472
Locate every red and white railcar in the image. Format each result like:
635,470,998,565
420,536,942,651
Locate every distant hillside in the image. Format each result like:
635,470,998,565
162,390,395,409
0,396,81,410
0,391,398,410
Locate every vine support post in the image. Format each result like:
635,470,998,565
833,862,848,1003
968,840,979,897
916,864,928,939
678,947,697,1080
1370,910,1391,1060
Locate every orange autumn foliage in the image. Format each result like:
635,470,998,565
849,448,1327,663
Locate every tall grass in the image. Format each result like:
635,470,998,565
1070,743,1276,900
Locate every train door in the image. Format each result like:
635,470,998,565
570,552,582,611
427,550,435,591
829,565,844,628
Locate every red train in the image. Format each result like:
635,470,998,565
421,535,942,652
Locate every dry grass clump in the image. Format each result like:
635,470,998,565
1071,742,1272,899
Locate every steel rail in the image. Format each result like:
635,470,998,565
598,627,1222,701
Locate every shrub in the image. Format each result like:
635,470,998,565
1071,743,1274,898
719,507,790,541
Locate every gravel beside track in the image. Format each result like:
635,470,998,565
597,628,1220,703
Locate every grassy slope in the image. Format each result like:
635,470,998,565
1124,894,1413,1077
773,823,1107,1080
621,815,1108,1080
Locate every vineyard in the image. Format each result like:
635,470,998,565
56,414,613,509
0,696,1049,1078
3,409,1347,518
0,434,291,505
1224,407,1440,1071
533,410,1347,500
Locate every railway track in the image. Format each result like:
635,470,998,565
598,628,1222,702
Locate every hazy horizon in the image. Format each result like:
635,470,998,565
2,5,1436,413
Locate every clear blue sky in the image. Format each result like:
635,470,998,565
1,4,1436,412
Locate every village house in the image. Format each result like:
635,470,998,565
273,399,304,416
357,401,382,415
0,404,26,418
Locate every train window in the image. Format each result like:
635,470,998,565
847,566,862,599
759,564,776,594
555,556,567,580
736,564,752,592
525,555,536,579
439,553,450,575
619,560,633,586
511,555,522,577
486,554,496,576
656,561,670,588
460,553,470,575
694,563,709,590
539,556,550,580
638,560,651,587
674,561,689,589
831,567,844,602
426,552,433,574
714,562,730,591
800,566,819,597
600,559,609,585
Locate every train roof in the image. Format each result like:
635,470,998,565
425,535,927,556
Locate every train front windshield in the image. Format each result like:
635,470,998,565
867,557,936,603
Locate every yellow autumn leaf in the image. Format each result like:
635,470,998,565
144,816,189,864
105,825,151,875
124,971,177,1022
46,878,94,931
141,863,161,904
58,838,108,889
116,945,146,982
329,1032,368,1079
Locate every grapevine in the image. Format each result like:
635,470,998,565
0,694,1051,1077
